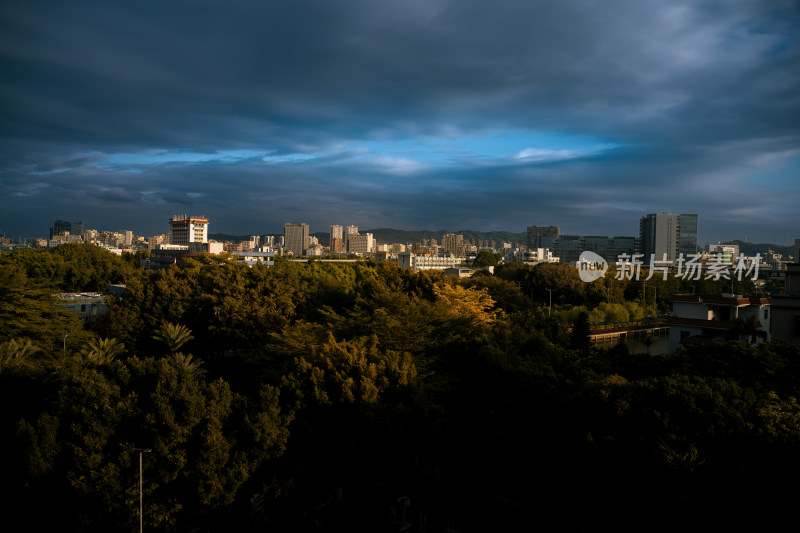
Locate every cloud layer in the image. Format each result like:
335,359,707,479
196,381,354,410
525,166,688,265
1,0,798,242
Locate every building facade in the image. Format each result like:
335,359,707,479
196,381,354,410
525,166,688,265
347,233,375,255
284,222,310,256
666,293,771,354
397,252,464,272
50,220,84,239
330,225,344,253
771,262,800,346
640,213,698,263
344,225,359,253
168,215,209,246
442,233,466,257
526,225,560,249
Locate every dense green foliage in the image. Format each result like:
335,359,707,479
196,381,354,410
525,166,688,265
0,246,797,531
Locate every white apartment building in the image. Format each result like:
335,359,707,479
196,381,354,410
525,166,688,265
398,252,465,272
512,247,560,264
666,294,771,354
348,233,375,255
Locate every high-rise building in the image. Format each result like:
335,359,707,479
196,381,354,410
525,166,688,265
168,215,209,245
330,225,344,253
640,213,698,263
344,225,358,253
284,222,309,256
678,214,698,257
442,233,466,257
50,219,84,239
527,225,560,249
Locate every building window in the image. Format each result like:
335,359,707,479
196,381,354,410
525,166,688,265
764,308,769,320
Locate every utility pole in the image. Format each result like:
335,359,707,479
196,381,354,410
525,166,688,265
133,448,152,533
654,287,657,316
63,334,68,352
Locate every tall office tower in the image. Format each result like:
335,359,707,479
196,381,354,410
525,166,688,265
527,225,560,249
344,225,359,252
677,214,698,257
123,230,133,246
330,225,344,253
442,233,465,257
640,213,698,262
50,219,72,238
70,221,84,237
284,222,309,256
168,215,209,245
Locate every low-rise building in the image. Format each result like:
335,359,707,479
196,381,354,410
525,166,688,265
771,262,800,346
510,247,559,264
666,293,771,354
56,292,108,320
398,252,464,272
230,250,276,266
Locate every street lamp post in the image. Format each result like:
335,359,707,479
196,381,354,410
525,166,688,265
545,288,556,317
133,448,152,533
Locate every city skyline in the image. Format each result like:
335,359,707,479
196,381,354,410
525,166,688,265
2,1,799,242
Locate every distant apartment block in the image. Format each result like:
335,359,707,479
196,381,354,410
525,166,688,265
708,243,740,264
330,225,344,253
284,222,309,256
344,225,359,252
526,225,560,249
348,233,376,255
442,233,466,257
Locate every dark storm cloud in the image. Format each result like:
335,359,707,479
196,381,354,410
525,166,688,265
1,0,798,241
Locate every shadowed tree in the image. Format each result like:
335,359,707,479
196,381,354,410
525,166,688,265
571,311,591,350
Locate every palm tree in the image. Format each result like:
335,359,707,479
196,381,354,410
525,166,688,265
0,339,40,374
171,352,206,377
734,316,764,345
79,337,126,364
152,322,194,354
657,438,705,473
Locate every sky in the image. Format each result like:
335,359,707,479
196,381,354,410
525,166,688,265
1,0,799,244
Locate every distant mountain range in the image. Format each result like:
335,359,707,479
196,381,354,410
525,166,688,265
209,232,795,256
723,240,795,258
